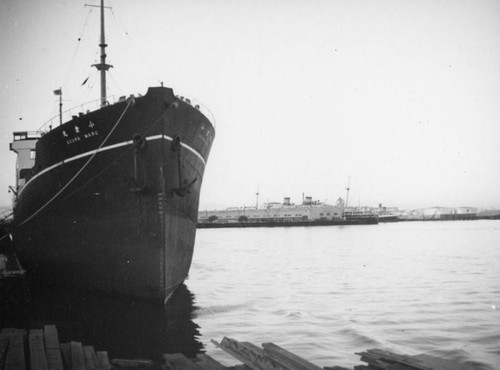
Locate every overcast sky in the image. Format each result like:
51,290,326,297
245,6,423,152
1,0,499,211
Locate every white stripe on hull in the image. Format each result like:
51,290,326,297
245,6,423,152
19,135,205,196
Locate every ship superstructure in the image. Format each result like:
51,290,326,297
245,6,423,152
199,197,346,225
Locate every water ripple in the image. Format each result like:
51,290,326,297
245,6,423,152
190,220,500,370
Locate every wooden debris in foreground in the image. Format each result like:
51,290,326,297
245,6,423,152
354,348,469,370
212,338,350,370
97,351,111,370
164,353,204,370
195,353,228,370
262,342,323,370
45,325,64,370
0,328,27,370
71,341,86,370
0,326,112,370
29,329,49,370
213,337,469,370
0,325,472,370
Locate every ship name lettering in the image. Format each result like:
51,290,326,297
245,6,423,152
84,130,99,138
66,136,81,145
198,133,208,144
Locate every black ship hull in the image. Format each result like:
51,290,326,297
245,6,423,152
13,87,214,303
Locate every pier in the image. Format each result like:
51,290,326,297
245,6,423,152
0,325,469,370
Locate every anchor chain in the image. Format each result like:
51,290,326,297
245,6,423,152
170,135,197,197
131,133,148,192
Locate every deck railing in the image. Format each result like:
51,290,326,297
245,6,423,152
37,95,119,134
175,93,217,129
36,91,216,135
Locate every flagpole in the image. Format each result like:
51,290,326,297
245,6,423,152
59,87,62,126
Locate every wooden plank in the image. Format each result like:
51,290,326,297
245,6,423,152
211,339,261,370
60,343,72,370
212,338,286,370
358,355,391,370
356,349,444,370
43,325,63,370
413,354,469,370
46,349,64,370
234,365,254,370
29,329,48,370
0,328,27,341
364,348,422,365
356,349,432,370
0,339,9,368
43,325,60,349
83,346,98,370
96,351,111,370
112,358,155,367
195,354,228,370
164,353,204,370
71,341,85,370
3,332,26,370
262,343,322,370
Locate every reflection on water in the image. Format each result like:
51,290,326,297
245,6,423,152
1,281,203,362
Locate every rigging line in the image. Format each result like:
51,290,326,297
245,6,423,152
78,7,94,40
109,3,128,37
109,3,162,84
0,215,13,241
107,70,123,96
61,7,94,88
0,214,13,224
0,209,13,219
17,98,134,229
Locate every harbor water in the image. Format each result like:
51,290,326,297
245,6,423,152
2,220,499,369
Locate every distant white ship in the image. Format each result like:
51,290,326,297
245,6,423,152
198,196,378,228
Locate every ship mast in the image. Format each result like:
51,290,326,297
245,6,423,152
345,177,350,209
255,186,260,209
90,0,112,107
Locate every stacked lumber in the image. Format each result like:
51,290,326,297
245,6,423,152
211,337,350,370
0,327,470,370
0,325,111,370
354,349,469,370
211,338,469,370
0,328,26,370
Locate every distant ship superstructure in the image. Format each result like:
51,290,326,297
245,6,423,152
198,196,369,226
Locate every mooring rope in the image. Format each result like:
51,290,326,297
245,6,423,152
0,233,11,242
17,97,135,228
